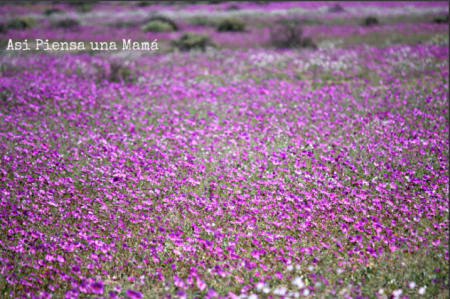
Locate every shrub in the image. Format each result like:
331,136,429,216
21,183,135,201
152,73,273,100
108,62,136,83
276,18,321,26
143,16,178,31
433,14,449,24
270,19,317,49
76,3,92,13
68,1,98,6
328,3,345,13
6,17,35,30
188,16,218,27
136,1,185,6
91,61,135,83
299,37,317,49
216,17,246,32
298,18,322,26
42,8,63,16
142,20,175,32
225,4,240,11
109,20,141,28
363,16,379,27
171,33,214,52
136,1,157,6
0,23,7,34
52,18,80,29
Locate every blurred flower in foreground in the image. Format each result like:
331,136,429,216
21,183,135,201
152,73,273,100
126,289,143,299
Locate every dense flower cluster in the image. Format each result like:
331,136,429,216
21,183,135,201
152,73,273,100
0,1,448,299
1,42,448,298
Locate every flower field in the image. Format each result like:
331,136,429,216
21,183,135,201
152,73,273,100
0,2,448,299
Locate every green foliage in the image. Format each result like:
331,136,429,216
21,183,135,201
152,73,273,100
433,14,449,24
136,1,157,6
188,16,218,27
67,1,98,5
325,246,448,298
270,19,318,49
94,61,137,84
363,16,379,27
328,3,345,13
225,4,240,11
0,23,7,34
142,20,175,32
42,8,63,16
159,1,185,5
428,34,449,46
143,16,178,31
136,1,191,7
171,33,214,52
297,18,323,26
216,17,246,32
108,62,136,83
52,18,80,29
6,17,35,30
207,0,227,4
76,3,92,13
299,37,317,49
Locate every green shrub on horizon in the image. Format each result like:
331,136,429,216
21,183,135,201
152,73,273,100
189,16,219,27
143,16,178,31
6,17,36,30
363,16,379,27
42,8,63,16
171,32,214,52
270,18,317,49
216,17,246,32
52,18,80,29
142,20,175,32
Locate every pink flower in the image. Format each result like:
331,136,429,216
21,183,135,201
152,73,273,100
197,277,206,291
90,282,104,295
251,250,260,260
372,222,383,234
275,271,283,279
214,265,226,277
79,281,89,293
207,289,218,297
176,290,187,299
57,255,65,263
126,289,143,299
228,291,239,299
174,275,187,289
186,274,194,285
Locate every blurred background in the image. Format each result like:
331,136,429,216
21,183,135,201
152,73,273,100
0,1,448,55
